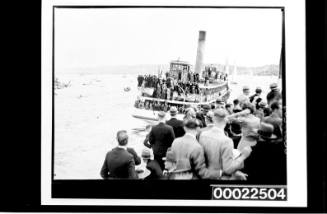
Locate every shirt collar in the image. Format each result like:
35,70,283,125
184,132,196,139
117,145,127,150
211,126,225,133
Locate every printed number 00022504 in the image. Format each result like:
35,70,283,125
212,186,287,200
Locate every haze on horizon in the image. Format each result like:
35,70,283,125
55,8,282,73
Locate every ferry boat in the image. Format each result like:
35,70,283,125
132,31,230,123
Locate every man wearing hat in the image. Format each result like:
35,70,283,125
266,83,282,106
249,87,263,110
171,119,222,179
199,109,251,178
140,149,163,180
254,101,267,121
243,123,286,183
262,101,283,139
237,85,250,108
166,106,185,138
149,111,175,170
215,97,226,109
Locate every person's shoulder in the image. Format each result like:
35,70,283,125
164,123,174,130
127,147,137,153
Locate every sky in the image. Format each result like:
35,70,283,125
55,8,282,69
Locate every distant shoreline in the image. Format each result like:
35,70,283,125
56,63,280,76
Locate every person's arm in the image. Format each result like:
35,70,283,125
191,147,222,179
167,127,175,147
100,155,109,179
127,148,141,166
227,109,251,122
148,129,155,146
127,157,138,179
221,140,251,175
143,134,152,148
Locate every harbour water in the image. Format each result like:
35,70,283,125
54,71,279,179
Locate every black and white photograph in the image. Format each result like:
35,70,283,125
41,0,309,208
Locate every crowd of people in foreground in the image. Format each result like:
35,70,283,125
100,83,286,183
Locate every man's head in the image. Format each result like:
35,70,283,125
157,111,166,121
270,83,278,91
183,118,199,134
242,85,250,96
258,101,267,109
169,106,178,117
270,101,282,117
117,130,128,146
213,108,228,127
141,149,152,162
242,102,255,114
233,99,240,106
216,97,226,109
255,87,262,95
202,104,210,115
185,108,196,119
225,103,233,114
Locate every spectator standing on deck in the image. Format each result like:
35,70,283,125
243,123,286,183
237,86,250,108
171,119,222,179
254,101,267,121
100,130,138,179
199,109,251,178
233,99,242,113
249,87,263,110
266,83,282,106
149,111,175,170
230,102,261,151
262,101,283,140
166,106,185,138
141,149,163,180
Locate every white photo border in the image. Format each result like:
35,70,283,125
41,0,307,207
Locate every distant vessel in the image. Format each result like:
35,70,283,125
124,87,131,92
132,31,230,123
230,63,238,85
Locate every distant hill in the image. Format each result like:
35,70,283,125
56,64,280,76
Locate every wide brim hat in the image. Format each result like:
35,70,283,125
169,106,178,115
258,123,278,140
141,149,151,159
258,101,267,108
158,111,166,118
270,83,278,89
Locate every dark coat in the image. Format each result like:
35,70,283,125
144,159,163,180
149,122,175,157
166,118,185,138
100,147,137,179
266,90,282,105
262,113,283,139
127,147,141,166
243,138,286,184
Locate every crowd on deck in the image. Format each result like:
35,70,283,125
136,70,228,102
101,82,285,183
